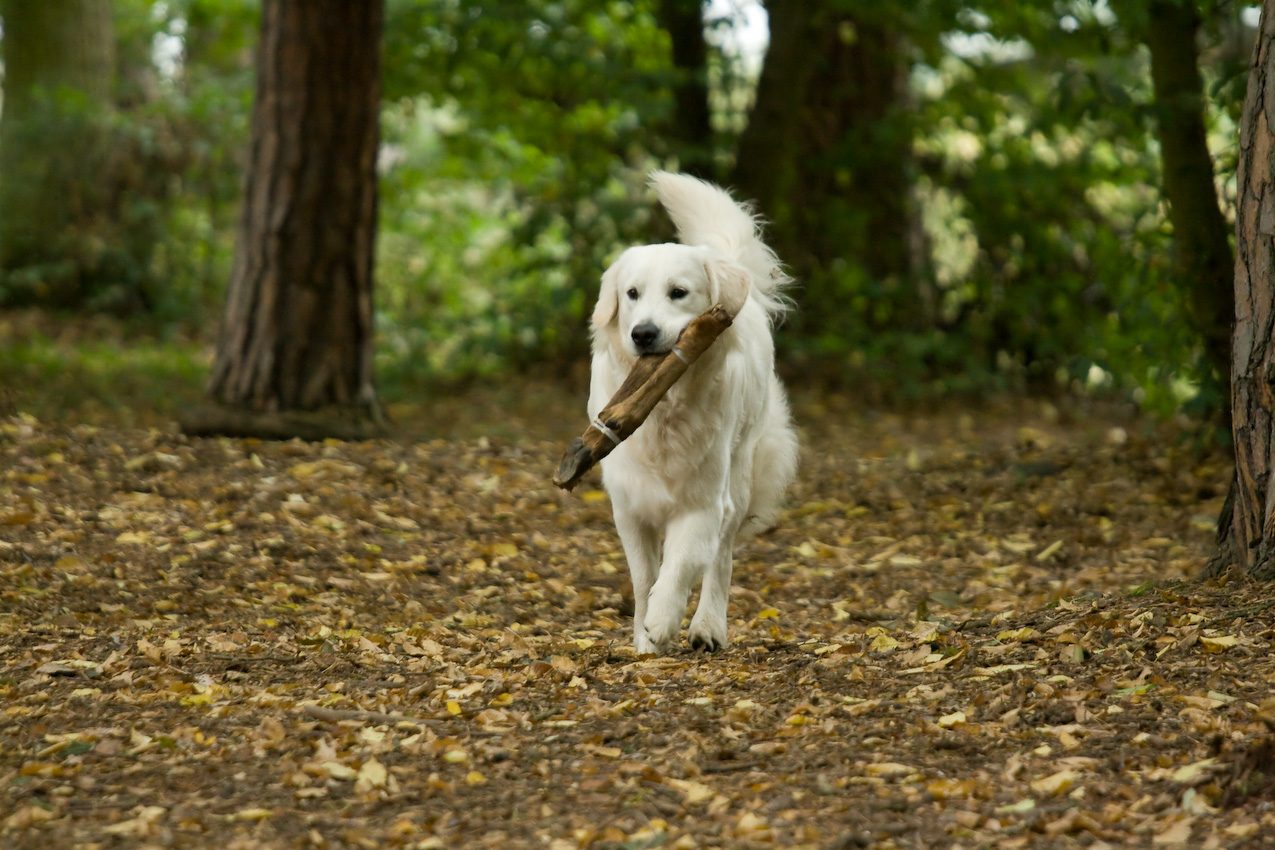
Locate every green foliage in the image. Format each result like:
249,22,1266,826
377,0,677,372
0,90,178,313
0,0,1254,416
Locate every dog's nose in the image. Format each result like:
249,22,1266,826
630,322,660,351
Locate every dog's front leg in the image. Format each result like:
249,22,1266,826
644,509,721,652
614,512,660,654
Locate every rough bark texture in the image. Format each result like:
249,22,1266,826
205,0,383,420
656,0,714,179
1208,0,1275,579
0,0,115,285
731,3,920,329
1145,0,1235,394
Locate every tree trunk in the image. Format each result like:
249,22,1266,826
1208,0,1275,578
1144,0,1235,398
731,3,920,331
205,0,384,427
731,0,816,221
0,0,116,300
656,0,714,179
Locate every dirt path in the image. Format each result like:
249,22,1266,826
2,399,1272,848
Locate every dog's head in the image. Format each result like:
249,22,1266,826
591,243,750,357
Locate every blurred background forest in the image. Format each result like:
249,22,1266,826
0,0,1257,422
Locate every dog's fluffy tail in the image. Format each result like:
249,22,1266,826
649,170,792,324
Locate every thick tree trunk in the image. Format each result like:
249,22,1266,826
205,0,384,423
731,3,920,330
795,11,914,296
0,0,113,111
1144,0,1235,397
1208,0,1275,578
731,0,816,221
0,0,115,297
656,0,714,179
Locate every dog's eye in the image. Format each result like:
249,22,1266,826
669,287,688,301
626,288,638,300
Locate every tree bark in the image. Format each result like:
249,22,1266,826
1208,0,1275,578
0,0,115,296
1144,0,1235,397
204,0,384,425
731,0,816,221
656,0,715,179
0,0,114,113
731,3,920,329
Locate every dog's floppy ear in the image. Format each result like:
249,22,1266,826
591,260,622,328
705,256,751,316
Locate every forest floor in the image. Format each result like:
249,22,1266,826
4,372,1275,849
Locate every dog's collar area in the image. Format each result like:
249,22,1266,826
590,417,622,445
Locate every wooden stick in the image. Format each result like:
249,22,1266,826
553,304,735,490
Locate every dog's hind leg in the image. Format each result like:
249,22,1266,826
615,512,660,654
688,545,732,651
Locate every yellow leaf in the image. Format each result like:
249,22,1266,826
180,691,214,707
938,711,966,729
1030,769,1077,797
1171,758,1217,784
973,663,1035,676
356,758,387,791
756,607,780,620
735,812,770,836
1036,540,1064,561
996,627,1041,642
926,778,977,800
234,808,272,822
465,770,487,785
443,749,468,764
322,761,356,781
1153,817,1194,846
581,490,608,504
1200,635,1238,653
996,798,1036,814
869,634,899,652
666,777,715,805
864,762,915,778
446,700,462,716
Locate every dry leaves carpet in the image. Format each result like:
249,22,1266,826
3,392,1274,849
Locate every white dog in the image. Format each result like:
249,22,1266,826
588,171,798,654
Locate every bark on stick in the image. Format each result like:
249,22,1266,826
552,304,734,490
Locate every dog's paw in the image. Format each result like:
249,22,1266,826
634,631,657,655
687,614,727,653
642,603,681,653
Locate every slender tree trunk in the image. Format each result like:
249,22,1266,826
204,0,384,427
1144,0,1234,397
1208,0,1275,578
0,0,115,298
656,0,714,179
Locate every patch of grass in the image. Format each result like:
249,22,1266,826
0,323,208,427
